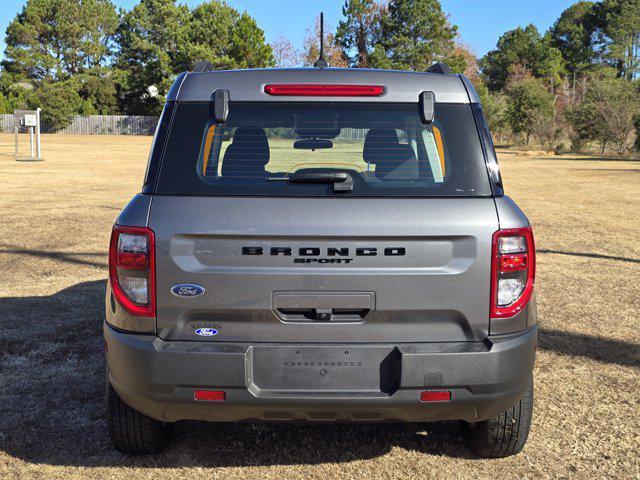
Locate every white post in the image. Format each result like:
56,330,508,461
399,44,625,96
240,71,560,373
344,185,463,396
29,126,34,159
36,108,41,160
14,126,18,157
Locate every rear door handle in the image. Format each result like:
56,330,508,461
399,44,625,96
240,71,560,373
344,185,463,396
272,291,375,323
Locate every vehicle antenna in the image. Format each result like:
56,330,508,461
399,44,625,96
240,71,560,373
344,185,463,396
313,12,329,68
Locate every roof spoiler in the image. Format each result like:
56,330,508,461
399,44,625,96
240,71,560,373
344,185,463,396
426,62,452,75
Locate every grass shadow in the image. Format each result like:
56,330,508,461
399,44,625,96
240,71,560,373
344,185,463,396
495,148,639,162
574,168,640,173
0,244,106,268
539,249,640,265
532,155,640,163
539,329,639,369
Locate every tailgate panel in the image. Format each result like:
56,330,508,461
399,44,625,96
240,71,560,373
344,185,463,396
150,196,498,343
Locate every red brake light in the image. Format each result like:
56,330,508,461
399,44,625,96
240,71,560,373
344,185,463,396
264,84,385,97
116,251,148,270
109,226,156,317
499,253,528,271
490,227,535,318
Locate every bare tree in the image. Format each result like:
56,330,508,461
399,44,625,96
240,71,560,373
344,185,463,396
530,109,563,150
566,77,640,155
303,17,348,67
271,34,302,68
592,89,639,155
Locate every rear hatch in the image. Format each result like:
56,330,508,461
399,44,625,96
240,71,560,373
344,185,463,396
149,97,497,343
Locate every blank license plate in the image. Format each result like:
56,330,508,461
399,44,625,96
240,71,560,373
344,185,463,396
248,346,399,394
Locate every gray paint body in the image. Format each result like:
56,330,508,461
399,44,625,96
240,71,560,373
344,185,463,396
149,196,497,343
105,67,536,423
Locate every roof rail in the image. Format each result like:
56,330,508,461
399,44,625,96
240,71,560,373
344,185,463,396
426,62,453,75
193,61,213,72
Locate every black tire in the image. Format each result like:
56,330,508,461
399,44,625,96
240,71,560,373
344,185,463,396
106,382,173,454
462,379,533,458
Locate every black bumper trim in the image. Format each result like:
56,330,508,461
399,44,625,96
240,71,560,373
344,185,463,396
105,323,537,423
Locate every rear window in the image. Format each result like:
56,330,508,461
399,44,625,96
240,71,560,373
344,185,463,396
156,102,492,196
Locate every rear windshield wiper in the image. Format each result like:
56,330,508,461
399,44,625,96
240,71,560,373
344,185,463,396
268,172,353,192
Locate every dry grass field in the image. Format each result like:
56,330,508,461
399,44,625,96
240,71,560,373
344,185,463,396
0,133,638,479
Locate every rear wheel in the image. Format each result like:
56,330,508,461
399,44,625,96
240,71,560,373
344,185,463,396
462,379,533,458
106,382,173,454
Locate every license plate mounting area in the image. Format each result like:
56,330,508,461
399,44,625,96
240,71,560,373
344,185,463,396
247,346,400,397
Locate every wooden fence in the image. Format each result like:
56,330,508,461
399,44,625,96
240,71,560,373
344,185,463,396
0,114,159,135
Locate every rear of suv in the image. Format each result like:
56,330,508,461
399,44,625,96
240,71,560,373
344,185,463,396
105,65,537,458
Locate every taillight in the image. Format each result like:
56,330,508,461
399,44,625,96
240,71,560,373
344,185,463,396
490,227,535,318
264,84,385,97
109,226,155,317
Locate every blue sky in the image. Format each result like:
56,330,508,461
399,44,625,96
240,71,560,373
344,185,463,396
0,0,577,60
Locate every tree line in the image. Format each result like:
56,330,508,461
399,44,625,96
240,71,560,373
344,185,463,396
477,0,640,155
328,0,640,155
0,0,275,127
0,0,638,155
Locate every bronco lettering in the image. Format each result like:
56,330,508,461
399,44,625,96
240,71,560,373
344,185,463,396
242,246,406,256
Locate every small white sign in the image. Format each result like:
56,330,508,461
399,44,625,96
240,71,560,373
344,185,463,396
23,114,37,127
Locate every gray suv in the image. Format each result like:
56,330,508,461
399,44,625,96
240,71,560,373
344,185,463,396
105,64,537,458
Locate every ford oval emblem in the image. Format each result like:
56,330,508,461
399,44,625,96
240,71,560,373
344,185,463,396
171,284,205,297
195,328,218,336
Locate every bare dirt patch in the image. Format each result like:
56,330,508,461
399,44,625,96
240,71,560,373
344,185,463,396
0,134,638,479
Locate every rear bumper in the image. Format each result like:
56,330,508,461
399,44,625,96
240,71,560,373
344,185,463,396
105,323,537,423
